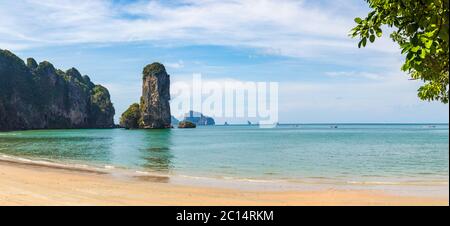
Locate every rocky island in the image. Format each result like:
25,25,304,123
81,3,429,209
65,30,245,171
178,121,196,128
183,110,215,126
120,63,171,129
0,49,115,131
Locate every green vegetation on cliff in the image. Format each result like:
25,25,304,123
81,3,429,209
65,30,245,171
90,85,115,126
0,49,115,130
142,62,166,79
120,103,141,129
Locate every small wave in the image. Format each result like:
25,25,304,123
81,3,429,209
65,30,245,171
175,174,282,184
0,154,107,174
135,170,151,175
347,180,449,186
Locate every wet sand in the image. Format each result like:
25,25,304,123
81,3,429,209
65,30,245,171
0,160,447,206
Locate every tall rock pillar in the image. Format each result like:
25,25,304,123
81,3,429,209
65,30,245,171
140,63,171,128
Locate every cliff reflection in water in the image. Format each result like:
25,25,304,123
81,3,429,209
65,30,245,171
139,129,174,173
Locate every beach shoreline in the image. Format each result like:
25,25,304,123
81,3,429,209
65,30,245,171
0,158,447,206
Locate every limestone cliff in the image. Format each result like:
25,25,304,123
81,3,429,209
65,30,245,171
140,63,171,128
0,49,115,131
119,103,141,129
119,62,171,129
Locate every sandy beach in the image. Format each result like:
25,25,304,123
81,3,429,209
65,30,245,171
0,159,447,206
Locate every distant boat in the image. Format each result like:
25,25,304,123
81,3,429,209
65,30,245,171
224,122,229,126
247,121,252,125
331,125,338,128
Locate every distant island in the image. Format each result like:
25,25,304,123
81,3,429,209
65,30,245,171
0,49,115,131
178,120,196,128
171,111,216,127
183,111,215,126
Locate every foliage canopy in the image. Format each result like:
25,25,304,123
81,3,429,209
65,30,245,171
350,0,449,103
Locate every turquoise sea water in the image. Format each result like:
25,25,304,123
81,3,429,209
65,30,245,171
0,124,448,185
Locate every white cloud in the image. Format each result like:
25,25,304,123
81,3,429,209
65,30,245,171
165,60,185,69
325,71,386,81
0,0,398,58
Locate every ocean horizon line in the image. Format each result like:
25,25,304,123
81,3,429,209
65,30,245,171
214,122,449,126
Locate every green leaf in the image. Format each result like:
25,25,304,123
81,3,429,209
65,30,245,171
354,17,362,24
424,40,433,49
369,35,375,43
411,46,420,52
424,30,436,38
406,51,414,60
376,28,382,37
419,50,426,59
401,45,411,54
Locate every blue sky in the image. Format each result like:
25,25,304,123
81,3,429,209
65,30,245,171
1,0,448,123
